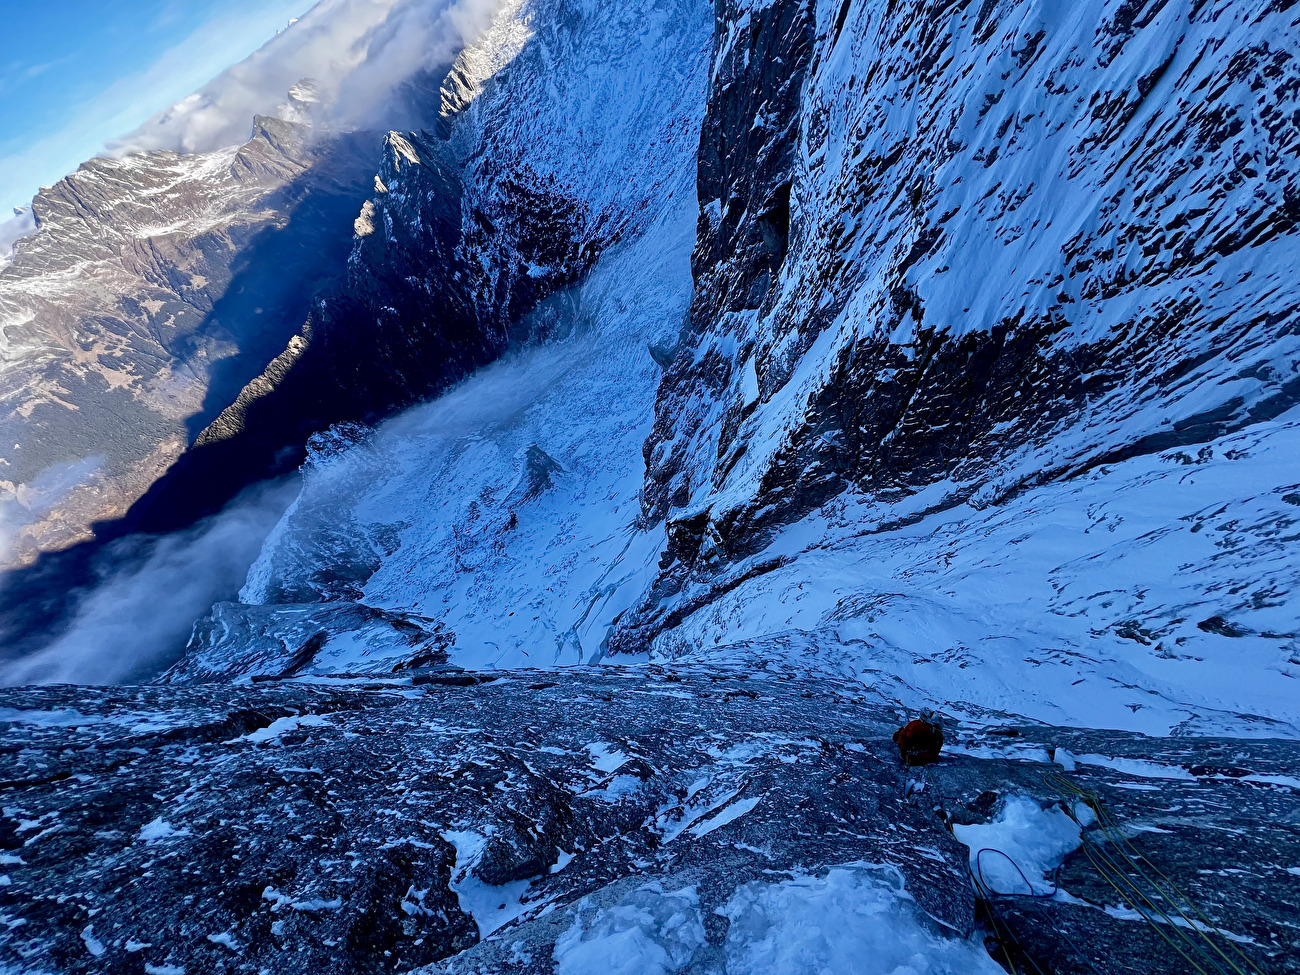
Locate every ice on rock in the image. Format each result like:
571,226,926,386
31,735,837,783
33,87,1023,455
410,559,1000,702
136,818,190,845
952,796,1086,896
553,883,706,975
442,830,535,937
720,864,1003,974
229,713,329,745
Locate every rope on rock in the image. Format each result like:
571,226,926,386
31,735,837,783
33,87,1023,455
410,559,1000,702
962,772,1267,975
1044,772,1266,975
970,846,1105,975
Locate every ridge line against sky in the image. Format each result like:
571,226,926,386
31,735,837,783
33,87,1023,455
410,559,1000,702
0,0,316,216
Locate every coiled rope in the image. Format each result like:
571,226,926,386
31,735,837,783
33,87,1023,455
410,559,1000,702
970,846,1105,975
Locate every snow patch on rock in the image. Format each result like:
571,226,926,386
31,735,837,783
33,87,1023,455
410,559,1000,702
953,796,1087,896
553,883,705,975
720,864,1003,974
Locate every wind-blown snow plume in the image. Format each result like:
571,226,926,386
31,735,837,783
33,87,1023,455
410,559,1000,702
114,0,504,155
0,456,102,568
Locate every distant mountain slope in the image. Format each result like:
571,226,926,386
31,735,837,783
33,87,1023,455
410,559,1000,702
0,111,378,565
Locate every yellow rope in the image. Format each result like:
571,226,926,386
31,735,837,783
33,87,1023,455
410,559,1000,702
1076,834,1230,975
1051,776,1244,975
1044,772,1266,975
1050,773,1261,975
969,868,1024,975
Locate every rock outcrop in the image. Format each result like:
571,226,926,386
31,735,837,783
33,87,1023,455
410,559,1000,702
0,671,1295,974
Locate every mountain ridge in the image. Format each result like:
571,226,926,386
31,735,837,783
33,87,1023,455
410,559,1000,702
0,111,380,566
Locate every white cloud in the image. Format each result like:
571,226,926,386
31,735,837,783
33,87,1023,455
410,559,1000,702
114,0,504,156
0,208,37,269
0,455,103,565
0,0,504,213
0,479,299,686
0,0,503,213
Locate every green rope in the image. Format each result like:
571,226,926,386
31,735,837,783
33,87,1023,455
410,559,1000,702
1050,776,1239,975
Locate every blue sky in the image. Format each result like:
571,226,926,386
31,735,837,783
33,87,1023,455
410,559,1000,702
0,0,316,215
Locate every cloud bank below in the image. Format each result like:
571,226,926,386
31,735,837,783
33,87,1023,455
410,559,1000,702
0,480,298,686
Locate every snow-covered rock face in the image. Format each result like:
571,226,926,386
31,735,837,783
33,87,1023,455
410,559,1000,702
643,0,1300,537
605,0,1300,731
186,0,711,675
166,0,1300,739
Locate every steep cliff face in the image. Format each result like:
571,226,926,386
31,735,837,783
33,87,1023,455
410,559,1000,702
150,0,1300,738
645,0,1300,540
181,0,711,670
608,0,1300,717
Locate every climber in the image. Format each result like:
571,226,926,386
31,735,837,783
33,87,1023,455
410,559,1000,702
892,712,944,766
